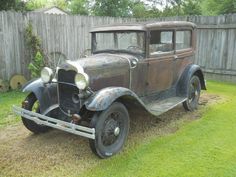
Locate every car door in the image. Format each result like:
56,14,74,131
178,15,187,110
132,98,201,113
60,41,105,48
131,60,148,96
172,29,194,86
146,30,175,94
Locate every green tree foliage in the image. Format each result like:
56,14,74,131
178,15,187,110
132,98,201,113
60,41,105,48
68,0,89,15
161,5,183,16
91,0,133,17
182,0,201,15
201,0,236,15
1,0,236,16
132,1,147,18
133,0,203,17
26,0,48,11
133,0,234,17
50,0,68,10
219,0,236,14
146,0,182,7
25,23,45,78
0,0,26,11
131,0,202,18
0,0,15,10
26,0,68,11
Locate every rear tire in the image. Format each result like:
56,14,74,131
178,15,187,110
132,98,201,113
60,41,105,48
183,75,201,111
22,93,51,134
89,102,130,158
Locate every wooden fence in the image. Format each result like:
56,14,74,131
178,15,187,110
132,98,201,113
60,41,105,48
0,11,236,82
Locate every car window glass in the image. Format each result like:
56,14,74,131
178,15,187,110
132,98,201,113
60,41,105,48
149,31,173,56
117,32,144,49
95,33,115,50
176,30,191,50
93,32,145,55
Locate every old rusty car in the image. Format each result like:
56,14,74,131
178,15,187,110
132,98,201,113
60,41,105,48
13,21,206,158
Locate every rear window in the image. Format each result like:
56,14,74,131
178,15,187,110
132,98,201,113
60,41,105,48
176,30,191,50
149,30,174,56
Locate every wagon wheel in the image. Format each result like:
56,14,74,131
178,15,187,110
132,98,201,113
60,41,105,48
9,74,27,90
46,52,67,71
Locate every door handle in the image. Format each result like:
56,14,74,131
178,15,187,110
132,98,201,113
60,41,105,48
174,55,178,60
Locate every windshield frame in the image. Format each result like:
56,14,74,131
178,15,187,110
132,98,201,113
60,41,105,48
91,30,147,58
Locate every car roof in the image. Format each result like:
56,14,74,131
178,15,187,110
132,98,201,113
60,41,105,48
90,21,196,32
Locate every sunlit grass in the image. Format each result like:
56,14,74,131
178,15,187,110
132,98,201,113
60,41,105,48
1,81,236,177
0,91,27,127
80,81,236,177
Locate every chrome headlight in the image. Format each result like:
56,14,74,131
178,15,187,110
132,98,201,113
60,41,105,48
41,67,53,83
74,72,89,90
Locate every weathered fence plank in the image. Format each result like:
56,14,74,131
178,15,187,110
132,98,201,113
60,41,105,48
0,11,236,82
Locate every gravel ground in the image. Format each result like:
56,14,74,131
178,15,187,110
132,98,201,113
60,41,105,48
0,93,220,177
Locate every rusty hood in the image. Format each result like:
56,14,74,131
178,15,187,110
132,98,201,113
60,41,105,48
60,53,136,91
77,53,132,71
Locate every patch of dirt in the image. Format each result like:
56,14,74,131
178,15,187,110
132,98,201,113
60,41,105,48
0,93,221,177
128,93,222,143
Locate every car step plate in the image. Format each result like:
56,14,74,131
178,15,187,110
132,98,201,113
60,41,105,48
146,97,187,116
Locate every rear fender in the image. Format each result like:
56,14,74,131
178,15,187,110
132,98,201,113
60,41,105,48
22,79,58,114
177,64,206,97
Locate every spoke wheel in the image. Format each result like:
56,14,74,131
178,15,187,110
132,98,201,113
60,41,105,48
46,52,67,71
183,75,201,111
89,102,129,158
101,112,123,146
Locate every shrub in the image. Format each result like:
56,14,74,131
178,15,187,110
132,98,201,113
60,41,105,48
25,23,45,78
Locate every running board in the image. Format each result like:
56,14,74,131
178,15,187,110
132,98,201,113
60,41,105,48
12,105,95,139
146,97,187,116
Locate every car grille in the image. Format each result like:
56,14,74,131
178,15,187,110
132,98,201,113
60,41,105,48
58,69,80,114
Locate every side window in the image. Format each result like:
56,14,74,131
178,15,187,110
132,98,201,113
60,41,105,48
176,30,191,50
149,30,174,56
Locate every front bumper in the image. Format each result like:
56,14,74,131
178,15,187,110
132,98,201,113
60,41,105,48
13,105,95,139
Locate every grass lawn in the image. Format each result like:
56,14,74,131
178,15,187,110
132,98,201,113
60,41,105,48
80,81,236,177
0,81,236,177
0,91,26,127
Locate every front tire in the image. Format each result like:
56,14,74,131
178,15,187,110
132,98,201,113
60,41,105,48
89,102,130,158
183,75,201,111
22,93,51,134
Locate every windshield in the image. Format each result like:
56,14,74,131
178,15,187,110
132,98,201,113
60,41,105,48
92,31,145,56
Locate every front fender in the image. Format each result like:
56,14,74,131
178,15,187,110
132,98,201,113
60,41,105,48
22,79,58,114
177,64,206,97
84,87,143,111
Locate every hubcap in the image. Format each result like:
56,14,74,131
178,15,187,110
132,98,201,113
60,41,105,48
101,112,123,146
189,78,200,103
114,127,120,136
195,90,198,96
189,85,195,102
